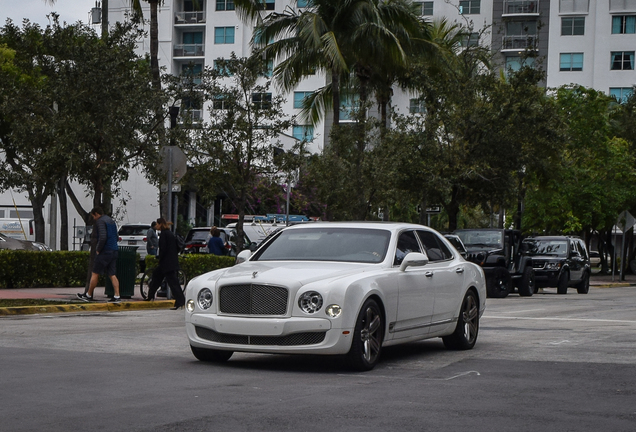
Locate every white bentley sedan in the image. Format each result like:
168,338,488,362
185,222,486,371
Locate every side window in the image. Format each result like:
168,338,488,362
416,230,452,262
576,241,588,259
394,231,421,265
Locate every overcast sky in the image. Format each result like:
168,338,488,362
0,0,94,28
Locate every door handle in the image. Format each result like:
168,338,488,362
456,267,464,274
425,271,434,277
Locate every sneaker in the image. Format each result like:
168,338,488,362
76,293,92,302
108,297,122,303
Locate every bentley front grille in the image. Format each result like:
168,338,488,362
219,284,289,315
195,326,326,346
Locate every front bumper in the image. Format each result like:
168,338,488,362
534,270,560,288
186,313,354,355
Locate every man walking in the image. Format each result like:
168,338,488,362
146,217,185,310
77,207,121,303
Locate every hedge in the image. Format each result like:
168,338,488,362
0,250,236,289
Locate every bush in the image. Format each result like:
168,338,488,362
0,251,89,288
143,254,235,280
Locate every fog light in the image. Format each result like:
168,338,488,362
197,288,213,310
326,304,342,318
186,299,195,312
299,291,323,314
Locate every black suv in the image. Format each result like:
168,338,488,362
454,229,535,298
523,236,591,294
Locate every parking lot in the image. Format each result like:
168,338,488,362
1,286,635,432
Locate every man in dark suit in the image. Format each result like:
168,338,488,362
146,217,185,309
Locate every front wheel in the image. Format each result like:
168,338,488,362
346,299,384,371
518,266,535,297
190,346,233,362
487,267,511,298
442,290,480,350
557,271,569,294
576,272,590,294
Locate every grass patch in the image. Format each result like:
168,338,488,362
0,299,77,307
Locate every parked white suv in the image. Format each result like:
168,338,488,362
117,223,152,258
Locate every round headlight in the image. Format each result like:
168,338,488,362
186,299,195,312
197,288,213,310
298,291,323,314
325,304,342,318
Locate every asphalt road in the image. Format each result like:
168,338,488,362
1,287,635,432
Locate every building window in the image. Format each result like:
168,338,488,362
293,125,314,141
340,95,358,121
459,0,480,14
293,91,312,109
611,51,635,70
413,1,434,16
185,0,204,11
214,27,235,44
409,98,425,114
263,59,273,77
561,17,585,35
262,0,275,10
297,0,309,7
252,92,272,109
181,63,203,84
216,0,235,11
213,60,233,76
612,16,636,34
503,21,537,50
560,53,583,71
609,87,633,103
461,32,480,47
212,94,229,110
505,56,535,72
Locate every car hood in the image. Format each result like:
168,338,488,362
198,261,377,288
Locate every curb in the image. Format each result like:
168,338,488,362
592,283,633,288
0,300,175,316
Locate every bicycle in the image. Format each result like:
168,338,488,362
139,268,187,300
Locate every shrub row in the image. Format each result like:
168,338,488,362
0,250,236,289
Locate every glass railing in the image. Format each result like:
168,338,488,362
174,44,205,57
175,11,206,24
503,0,539,14
502,35,537,50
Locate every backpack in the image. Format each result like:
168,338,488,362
175,234,186,253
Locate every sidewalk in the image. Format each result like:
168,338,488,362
0,286,176,315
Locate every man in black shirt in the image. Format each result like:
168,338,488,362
146,218,185,309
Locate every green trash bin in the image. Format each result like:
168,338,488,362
105,246,138,298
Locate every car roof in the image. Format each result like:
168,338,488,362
282,221,433,233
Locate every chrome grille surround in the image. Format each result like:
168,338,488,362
195,326,326,346
532,260,546,269
219,284,289,315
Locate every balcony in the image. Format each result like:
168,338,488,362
179,109,203,126
502,0,539,16
175,11,206,24
174,44,205,57
501,35,538,51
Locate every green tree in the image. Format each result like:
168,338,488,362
175,55,294,247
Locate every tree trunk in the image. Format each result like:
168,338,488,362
58,177,69,250
418,194,428,226
331,70,340,127
28,189,48,244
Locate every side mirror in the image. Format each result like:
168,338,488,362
400,252,429,271
236,249,252,264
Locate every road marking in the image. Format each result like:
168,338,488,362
549,340,571,345
497,309,546,314
427,371,481,381
483,315,636,324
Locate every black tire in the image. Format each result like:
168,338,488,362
346,299,384,372
140,272,152,300
486,267,511,298
442,290,480,350
576,271,590,294
191,345,233,362
557,271,569,294
518,266,535,297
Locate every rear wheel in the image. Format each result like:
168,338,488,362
518,266,535,297
487,267,511,298
190,346,233,362
557,271,569,294
576,272,590,294
346,299,384,371
443,290,480,350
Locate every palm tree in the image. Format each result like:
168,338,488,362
129,0,162,89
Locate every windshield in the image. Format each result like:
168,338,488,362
253,227,391,264
455,230,503,248
526,240,568,257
